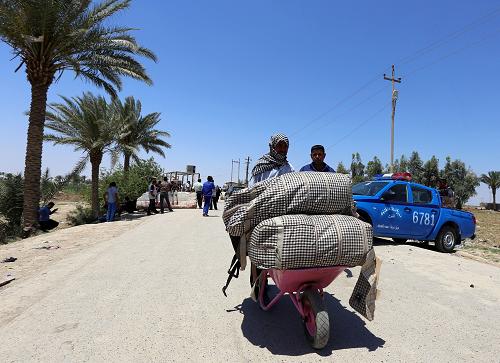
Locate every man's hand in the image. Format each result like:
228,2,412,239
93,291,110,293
51,208,58,214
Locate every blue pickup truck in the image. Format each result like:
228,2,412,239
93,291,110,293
352,173,476,253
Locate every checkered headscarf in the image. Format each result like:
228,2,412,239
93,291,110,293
251,133,290,177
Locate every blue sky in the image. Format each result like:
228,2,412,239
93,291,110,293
0,0,499,204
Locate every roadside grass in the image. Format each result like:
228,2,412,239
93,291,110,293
462,208,500,264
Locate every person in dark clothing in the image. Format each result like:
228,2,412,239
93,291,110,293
299,144,335,172
193,178,203,208
211,185,221,210
38,202,59,231
147,178,158,215
159,177,174,213
120,196,136,214
202,176,215,216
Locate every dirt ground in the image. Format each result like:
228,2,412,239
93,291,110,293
1,213,150,288
458,208,500,265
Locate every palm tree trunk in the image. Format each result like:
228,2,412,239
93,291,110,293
493,189,497,211
90,151,103,218
22,82,50,234
124,153,131,173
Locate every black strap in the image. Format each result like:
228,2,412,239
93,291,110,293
222,254,241,297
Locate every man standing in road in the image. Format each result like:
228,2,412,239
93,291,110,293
159,177,174,213
147,178,158,215
104,182,119,222
193,178,203,209
299,145,335,172
202,176,215,217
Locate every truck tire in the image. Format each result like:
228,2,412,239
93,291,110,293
435,225,458,253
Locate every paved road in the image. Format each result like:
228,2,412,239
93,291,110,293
0,209,499,362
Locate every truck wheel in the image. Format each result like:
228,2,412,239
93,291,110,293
436,226,458,253
301,288,330,349
392,238,407,244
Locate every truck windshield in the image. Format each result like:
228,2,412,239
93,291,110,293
352,181,390,196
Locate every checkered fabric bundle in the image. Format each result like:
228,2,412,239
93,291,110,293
248,214,372,269
223,172,353,237
223,178,275,213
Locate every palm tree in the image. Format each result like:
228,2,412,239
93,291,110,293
0,0,156,232
45,93,116,217
480,171,500,211
112,96,171,173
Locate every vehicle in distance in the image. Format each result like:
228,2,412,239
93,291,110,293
352,173,476,252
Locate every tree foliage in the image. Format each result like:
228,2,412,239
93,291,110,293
422,156,440,188
0,0,157,230
408,151,424,183
0,173,24,242
100,158,164,201
112,96,171,172
336,162,349,174
45,93,116,216
350,153,365,183
480,171,500,210
366,156,383,179
441,157,479,209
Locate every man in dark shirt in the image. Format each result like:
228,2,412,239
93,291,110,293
38,202,59,231
299,144,336,172
147,178,158,215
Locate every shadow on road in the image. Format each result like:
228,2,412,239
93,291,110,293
227,288,385,357
372,237,454,253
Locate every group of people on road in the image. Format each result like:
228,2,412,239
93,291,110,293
146,177,176,215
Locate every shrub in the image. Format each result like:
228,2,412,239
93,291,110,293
0,173,24,242
100,158,164,201
67,205,96,226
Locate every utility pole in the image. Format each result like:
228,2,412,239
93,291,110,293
244,156,251,186
231,159,240,184
383,64,402,171
230,160,234,183
237,158,241,184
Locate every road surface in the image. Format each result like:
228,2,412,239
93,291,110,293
0,209,499,362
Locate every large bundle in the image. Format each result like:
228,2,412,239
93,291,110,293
248,214,372,270
223,172,353,237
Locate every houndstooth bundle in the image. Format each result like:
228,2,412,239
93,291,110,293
248,214,373,270
223,172,353,237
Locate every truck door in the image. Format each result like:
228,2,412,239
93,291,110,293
375,183,413,237
409,185,439,239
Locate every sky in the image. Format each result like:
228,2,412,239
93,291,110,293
0,0,499,204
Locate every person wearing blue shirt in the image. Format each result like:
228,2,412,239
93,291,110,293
201,176,215,216
300,144,336,173
38,202,59,231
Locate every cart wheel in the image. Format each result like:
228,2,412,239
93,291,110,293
301,288,330,349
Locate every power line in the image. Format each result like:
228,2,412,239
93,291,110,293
289,72,388,137
329,103,391,149
297,102,391,168
396,6,500,67
294,85,386,145
289,6,500,141
403,27,500,78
